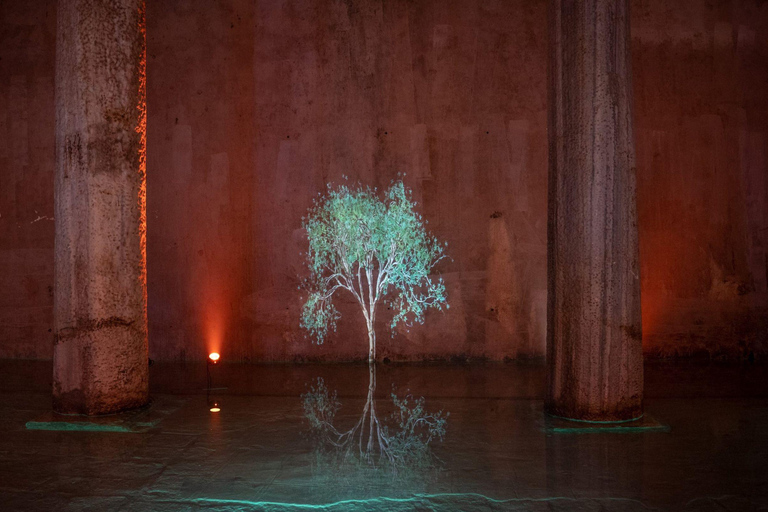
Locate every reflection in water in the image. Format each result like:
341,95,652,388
302,364,448,480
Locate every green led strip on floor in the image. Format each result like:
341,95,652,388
25,421,134,433
548,424,671,434
543,412,670,434
25,417,162,433
176,494,656,510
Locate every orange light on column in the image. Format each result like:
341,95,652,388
208,352,220,364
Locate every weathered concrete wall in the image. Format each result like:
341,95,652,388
145,0,550,362
0,2,56,359
633,1,768,359
0,0,766,362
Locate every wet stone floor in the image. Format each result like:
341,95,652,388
1,360,767,511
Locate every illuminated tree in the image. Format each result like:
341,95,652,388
300,180,448,362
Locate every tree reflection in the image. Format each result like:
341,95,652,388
302,364,448,478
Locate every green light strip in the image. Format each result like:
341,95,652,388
178,493,656,510
25,421,135,433
548,424,671,434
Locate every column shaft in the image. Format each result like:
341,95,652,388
546,0,643,421
53,0,148,415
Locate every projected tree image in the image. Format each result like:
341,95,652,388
301,180,448,362
302,365,448,477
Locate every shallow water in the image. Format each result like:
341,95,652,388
1,360,767,511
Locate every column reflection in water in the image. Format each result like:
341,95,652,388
546,428,645,500
301,363,449,483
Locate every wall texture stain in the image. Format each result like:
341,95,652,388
0,0,766,361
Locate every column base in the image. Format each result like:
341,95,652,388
545,400,643,423
28,396,184,433
53,323,149,416
543,411,669,434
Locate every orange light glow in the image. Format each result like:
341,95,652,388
205,309,224,363
209,406,221,413
208,352,220,363
136,2,147,304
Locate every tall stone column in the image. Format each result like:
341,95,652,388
546,0,643,421
53,0,148,415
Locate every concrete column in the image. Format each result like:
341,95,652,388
53,0,148,415
546,0,643,421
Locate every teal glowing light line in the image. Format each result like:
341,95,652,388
25,417,162,433
548,424,671,434
179,493,659,510
25,421,134,433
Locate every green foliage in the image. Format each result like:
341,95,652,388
300,180,448,349
302,378,340,432
388,393,448,468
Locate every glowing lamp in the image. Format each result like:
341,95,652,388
208,352,220,364
209,402,221,413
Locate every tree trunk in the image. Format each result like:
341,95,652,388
367,322,376,363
